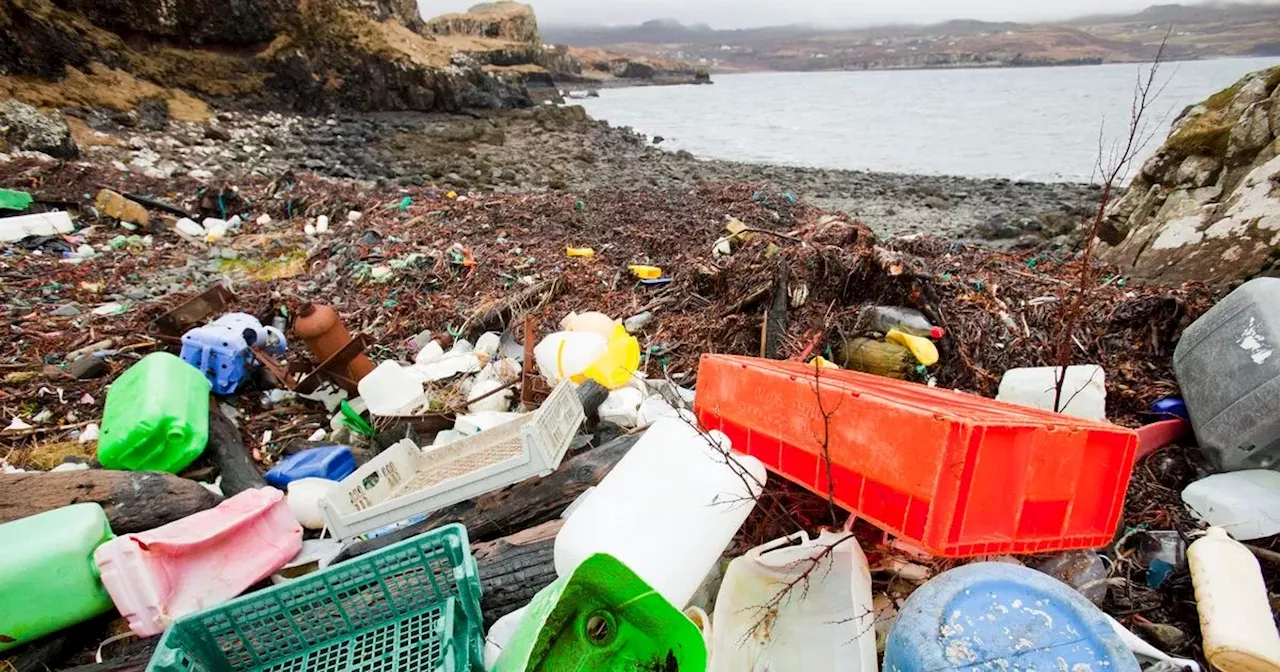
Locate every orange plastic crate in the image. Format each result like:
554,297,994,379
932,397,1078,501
694,355,1138,557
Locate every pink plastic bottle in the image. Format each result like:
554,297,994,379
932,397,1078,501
94,488,303,637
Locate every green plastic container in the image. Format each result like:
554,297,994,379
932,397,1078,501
0,504,115,652
99,352,211,473
147,523,483,672
493,553,707,671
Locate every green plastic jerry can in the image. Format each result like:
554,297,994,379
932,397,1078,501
0,504,116,652
493,553,707,671
99,351,211,473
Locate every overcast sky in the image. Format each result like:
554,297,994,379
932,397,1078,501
419,0,1269,29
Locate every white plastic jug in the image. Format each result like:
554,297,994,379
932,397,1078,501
709,530,877,672
1188,527,1280,672
996,365,1107,420
553,416,766,609
534,331,608,385
357,361,425,416
1182,470,1280,541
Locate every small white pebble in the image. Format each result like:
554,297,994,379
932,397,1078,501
347,210,362,223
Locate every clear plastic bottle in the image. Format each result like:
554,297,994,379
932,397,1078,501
860,306,944,338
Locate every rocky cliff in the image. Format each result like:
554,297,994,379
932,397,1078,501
0,0,538,116
1100,66,1280,283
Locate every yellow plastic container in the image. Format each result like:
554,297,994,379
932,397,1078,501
573,325,641,390
628,265,662,280
886,329,939,367
566,247,595,258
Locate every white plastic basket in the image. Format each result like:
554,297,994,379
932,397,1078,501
320,381,585,540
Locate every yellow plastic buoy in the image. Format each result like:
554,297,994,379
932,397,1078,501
628,264,662,280
566,247,595,258
886,329,939,367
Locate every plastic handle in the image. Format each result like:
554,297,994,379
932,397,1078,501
752,530,813,559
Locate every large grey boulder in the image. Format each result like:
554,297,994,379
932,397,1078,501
0,99,78,158
1099,67,1280,283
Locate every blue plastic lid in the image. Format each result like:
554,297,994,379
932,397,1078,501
1151,397,1189,421
265,445,356,489
885,562,1138,672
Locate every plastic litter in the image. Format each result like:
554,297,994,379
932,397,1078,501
598,386,645,428
0,211,74,242
180,312,286,395
0,504,115,653
697,355,1137,557
492,553,706,672
94,488,302,637
565,247,595,257
1189,527,1280,671
1031,550,1108,605
474,331,502,359
997,364,1108,420
1182,470,1280,540
173,217,205,237
1174,277,1280,472
147,523,482,672
0,188,33,211
571,324,641,390
285,477,337,530
709,529,876,672
271,538,344,584
860,305,945,338
885,328,939,366
560,311,616,337
265,445,356,488
321,382,584,540
555,416,767,609
358,360,426,416
98,352,210,473
628,264,662,280
1106,615,1201,672
884,562,1139,672
534,331,608,385
468,377,513,413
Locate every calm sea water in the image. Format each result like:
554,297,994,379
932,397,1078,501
578,57,1280,182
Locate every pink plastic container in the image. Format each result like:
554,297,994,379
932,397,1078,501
94,488,303,637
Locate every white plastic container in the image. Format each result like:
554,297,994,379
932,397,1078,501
0,211,74,242
553,416,767,609
1182,470,1280,541
1188,527,1280,672
285,478,336,530
598,387,645,428
321,382,585,540
997,364,1107,420
357,361,425,416
534,331,608,385
709,530,877,672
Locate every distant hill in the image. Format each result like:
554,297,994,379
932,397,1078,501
542,2,1280,72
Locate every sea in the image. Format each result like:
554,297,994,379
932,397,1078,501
577,56,1280,183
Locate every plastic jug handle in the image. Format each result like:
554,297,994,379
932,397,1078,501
752,530,814,559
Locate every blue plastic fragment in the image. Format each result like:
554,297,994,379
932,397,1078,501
1151,397,1189,421
265,446,356,488
179,313,286,395
640,278,673,286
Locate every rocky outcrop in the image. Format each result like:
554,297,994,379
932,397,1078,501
424,1,540,44
0,98,78,157
0,0,537,116
550,46,709,86
1099,66,1280,283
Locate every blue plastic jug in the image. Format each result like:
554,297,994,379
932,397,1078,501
180,313,286,395
884,562,1139,672
265,446,356,488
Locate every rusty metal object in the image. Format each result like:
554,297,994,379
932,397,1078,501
252,334,371,396
150,284,235,344
520,316,552,407
293,303,375,385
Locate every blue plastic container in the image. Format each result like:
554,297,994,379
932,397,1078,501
180,313,285,395
1152,398,1189,421
265,446,357,488
884,562,1139,672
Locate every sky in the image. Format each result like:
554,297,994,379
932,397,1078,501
418,0,1274,29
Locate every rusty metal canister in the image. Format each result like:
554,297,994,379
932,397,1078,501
293,303,375,384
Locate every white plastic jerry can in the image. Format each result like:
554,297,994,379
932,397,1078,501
1188,527,1280,672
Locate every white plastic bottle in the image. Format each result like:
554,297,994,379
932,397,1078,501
553,416,766,608
1188,527,1280,672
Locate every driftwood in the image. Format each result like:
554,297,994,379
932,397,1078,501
0,470,222,533
56,640,157,672
465,277,564,337
333,432,640,562
761,259,790,359
473,520,563,627
206,404,267,497
4,619,107,672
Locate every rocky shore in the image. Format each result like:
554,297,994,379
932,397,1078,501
19,102,1100,244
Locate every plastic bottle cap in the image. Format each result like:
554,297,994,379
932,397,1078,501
930,327,945,339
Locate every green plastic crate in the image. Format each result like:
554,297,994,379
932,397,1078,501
147,524,483,672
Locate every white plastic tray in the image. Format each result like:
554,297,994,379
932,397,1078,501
320,381,585,539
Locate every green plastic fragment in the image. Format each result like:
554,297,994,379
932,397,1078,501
0,189,33,212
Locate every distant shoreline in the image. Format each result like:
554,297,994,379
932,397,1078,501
700,53,1280,77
